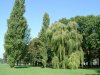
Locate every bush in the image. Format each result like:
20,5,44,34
42,59,46,68
7,56,15,68
52,56,59,69
62,60,65,69
68,51,80,69
65,56,68,68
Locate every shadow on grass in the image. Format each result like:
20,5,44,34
95,69,100,74
82,66,100,74
14,65,29,69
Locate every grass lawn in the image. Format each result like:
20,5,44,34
0,64,100,75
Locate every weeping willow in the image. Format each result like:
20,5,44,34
46,21,84,69
67,21,83,69
46,22,68,68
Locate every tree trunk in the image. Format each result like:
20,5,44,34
99,57,100,67
19,60,21,66
16,60,18,66
87,51,91,68
88,60,90,67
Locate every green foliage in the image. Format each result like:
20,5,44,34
68,51,80,69
80,48,84,67
39,12,50,42
28,37,47,67
0,58,5,64
66,21,83,69
3,0,100,69
3,52,7,63
36,12,50,66
46,21,83,69
7,55,15,68
28,38,41,63
43,12,50,30
52,56,59,69
71,15,100,67
59,18,69,25
46,22,67,68
65,56,68,68
42,59,46,68
62,60,65,69
4,0,29,67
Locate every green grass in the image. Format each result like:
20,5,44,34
0,64,100,75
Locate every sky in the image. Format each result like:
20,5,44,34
0,0,100,58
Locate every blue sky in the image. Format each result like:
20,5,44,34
0,0,100,58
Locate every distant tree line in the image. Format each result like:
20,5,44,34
4,0,100,69
0,58,5,64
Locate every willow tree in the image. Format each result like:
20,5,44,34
46,21,83,69
46,22,69,68
4,0,28,67
67,21,84,69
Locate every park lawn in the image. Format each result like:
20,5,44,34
0,64,100,75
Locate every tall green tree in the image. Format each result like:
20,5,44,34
39,12,50,43
22,28,31,64
28,37,47,67
67,21,83,69
95,15,100,66
28,38,41,66
3,52,7,63
46,21,83,69
38,12,50,66
46,22,68,68
59,18,69,25
4,0,28,67
71,15,98,67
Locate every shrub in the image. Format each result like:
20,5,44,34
68,51,80,69
52,56,59,69
7,55,15,68
64,57,68,68
62,60,65,69
42,59,46,68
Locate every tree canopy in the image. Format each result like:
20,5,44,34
4,0,100,69
4,0,29,67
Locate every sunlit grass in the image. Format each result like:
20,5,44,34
0,64,100,75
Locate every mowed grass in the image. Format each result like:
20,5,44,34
0,64,100,75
